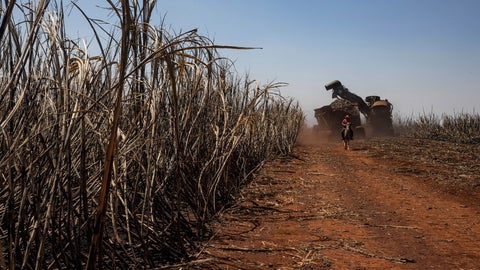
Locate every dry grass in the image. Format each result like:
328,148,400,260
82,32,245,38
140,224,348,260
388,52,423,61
0,1,303,268
395,112,480,144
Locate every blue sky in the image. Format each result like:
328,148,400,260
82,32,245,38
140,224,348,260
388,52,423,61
73,1,480,125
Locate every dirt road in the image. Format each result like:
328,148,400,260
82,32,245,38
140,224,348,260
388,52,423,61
191,136,480,269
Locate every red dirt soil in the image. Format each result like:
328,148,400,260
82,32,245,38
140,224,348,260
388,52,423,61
188,131,480,269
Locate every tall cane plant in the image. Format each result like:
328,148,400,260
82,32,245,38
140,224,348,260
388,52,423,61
0,0,304,268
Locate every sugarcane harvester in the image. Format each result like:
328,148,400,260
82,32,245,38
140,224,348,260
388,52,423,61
314,80,394,138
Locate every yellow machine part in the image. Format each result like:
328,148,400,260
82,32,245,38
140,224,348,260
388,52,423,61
371,100,389,108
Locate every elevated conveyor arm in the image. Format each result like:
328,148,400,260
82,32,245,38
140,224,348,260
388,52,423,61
324,80,371,118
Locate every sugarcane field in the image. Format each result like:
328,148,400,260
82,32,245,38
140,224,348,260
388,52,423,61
1,1,480,269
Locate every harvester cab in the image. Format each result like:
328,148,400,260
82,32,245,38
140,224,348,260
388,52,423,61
365,96,380,107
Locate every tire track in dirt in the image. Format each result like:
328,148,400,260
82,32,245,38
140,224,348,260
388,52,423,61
324,144,480,269
190,141,480,269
